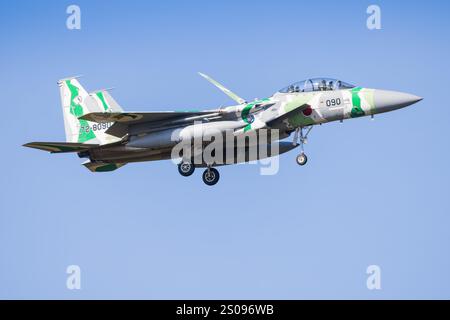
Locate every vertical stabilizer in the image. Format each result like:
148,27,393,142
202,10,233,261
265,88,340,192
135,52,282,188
58,77,121,144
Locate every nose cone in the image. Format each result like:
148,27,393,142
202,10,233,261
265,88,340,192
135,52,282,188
374,90,422,113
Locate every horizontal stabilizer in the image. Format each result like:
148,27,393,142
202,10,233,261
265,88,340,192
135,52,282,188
23,142,99,153
82,160,126,172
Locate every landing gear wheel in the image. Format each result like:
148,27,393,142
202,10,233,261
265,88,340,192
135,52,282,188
178,161,195,177
202,168,220,186
293,126,313,167
296,153,308,166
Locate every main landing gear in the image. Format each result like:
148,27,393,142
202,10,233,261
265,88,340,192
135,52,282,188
178,161,195,176
202,167,220,186
293,126,313,166
178,161,220,186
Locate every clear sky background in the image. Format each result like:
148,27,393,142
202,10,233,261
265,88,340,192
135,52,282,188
1,0,449,299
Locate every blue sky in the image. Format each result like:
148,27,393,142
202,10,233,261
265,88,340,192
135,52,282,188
1,0,449,299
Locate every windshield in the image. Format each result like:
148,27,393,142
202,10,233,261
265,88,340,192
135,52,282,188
279,78,355,93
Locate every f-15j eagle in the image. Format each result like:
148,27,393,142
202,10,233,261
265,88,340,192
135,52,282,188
24,73,422,186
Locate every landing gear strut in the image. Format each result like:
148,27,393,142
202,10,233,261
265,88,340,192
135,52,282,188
202,167,220,186
178,161,195,177
293,126,313,166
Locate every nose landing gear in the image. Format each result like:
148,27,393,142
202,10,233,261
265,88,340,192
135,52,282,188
296,153,308,166
293,126,313,166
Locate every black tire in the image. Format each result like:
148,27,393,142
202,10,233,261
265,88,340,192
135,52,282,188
178,161,195,177
202,168,220,186
296,153,308,166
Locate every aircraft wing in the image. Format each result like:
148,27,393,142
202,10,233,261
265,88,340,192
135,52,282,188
79,111,220,125
79,110,223,138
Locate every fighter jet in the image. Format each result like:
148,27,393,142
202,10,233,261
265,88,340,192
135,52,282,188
24,74,422,186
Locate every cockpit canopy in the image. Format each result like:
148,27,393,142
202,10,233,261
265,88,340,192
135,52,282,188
279,78,355,93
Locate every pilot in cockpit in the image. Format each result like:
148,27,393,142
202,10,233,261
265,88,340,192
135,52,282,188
328,81,334,90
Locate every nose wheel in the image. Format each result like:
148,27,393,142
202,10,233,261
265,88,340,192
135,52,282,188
293,126,312,166
202,167,220,186
296,153,308,166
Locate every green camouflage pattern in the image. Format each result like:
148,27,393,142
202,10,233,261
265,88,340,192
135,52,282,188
58,78,122,145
